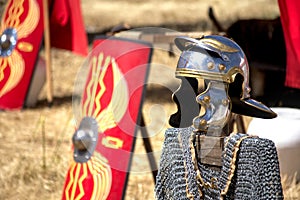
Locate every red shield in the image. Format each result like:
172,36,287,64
0,0,44,109
62,36,153,199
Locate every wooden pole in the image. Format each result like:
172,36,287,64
140,115,158,183
42,0,53,105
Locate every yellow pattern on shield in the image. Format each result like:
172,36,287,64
64,52,129,199
64,152,112,200
0,0,38,97
83,52,129,133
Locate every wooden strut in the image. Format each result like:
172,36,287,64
140,115,158,184
234,114,246,133
42,0,53,105
139,114,245,179
197,114,246,167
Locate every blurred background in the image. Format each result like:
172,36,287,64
1,0,299,199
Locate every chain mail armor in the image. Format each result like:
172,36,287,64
155,127,284,200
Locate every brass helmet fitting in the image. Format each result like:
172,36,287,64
175,35,276,119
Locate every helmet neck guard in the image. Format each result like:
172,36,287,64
170,35,276,133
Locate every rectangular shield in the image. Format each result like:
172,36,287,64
62,36,153,200
0,0,44,109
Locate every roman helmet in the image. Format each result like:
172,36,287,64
172,35,276,132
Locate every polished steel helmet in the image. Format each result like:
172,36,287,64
174,35,276,119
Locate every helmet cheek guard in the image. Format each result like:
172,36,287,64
172,35,276,131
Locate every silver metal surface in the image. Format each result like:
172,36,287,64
174,35,276,120
72,117,99,163
0,28,17,57
193,81,231,135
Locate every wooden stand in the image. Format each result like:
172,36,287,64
42,0,53,105
140,115,158,183
195,135,225,167
195,114,246,167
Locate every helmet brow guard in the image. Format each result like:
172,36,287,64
175,35,276,119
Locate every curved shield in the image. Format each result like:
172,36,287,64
0,0,44,109
61,36,153,200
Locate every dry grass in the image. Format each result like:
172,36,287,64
1,0,299,199
81,0,280,32
282,174,300,199
0,106,74,200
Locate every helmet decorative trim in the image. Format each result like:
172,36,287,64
172,35,276,132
